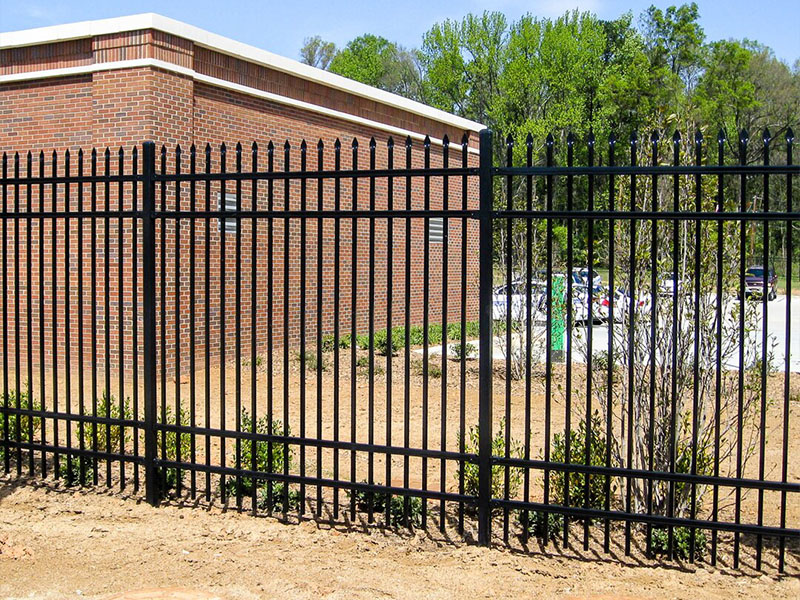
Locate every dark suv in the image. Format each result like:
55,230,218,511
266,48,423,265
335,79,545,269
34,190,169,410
743,265,778,301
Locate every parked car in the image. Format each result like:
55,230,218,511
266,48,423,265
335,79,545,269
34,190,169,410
492,280,547,322
602,286,648,323
743,265,777,301
573,267,603,288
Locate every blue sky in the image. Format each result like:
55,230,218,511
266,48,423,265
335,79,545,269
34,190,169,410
1,0,798,65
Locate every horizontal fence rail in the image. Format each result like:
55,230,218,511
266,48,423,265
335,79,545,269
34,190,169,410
1,129,798,574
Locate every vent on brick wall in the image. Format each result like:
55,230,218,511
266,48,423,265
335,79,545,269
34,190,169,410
429,217,444,244
217,192,237,233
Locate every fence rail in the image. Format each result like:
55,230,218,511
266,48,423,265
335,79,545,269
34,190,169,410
2,130,799,573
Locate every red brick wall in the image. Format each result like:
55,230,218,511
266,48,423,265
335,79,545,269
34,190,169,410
0,28,480,380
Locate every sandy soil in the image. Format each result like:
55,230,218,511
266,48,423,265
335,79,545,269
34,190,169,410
0,479,798,600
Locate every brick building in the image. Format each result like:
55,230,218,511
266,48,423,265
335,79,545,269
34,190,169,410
0,14,482,377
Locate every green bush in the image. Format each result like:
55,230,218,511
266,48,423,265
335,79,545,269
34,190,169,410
348,484,424,527
294,350,327,372
650,526,707,560
457,419,523,503
226,411,293,498
374,329,402,356
79,393,133,454
549,412,614,516
58,456,96,487
321,334,352,352
1,389,42,444
157,406,192,491
517,510,564,541
257,482,300,512
449,342,477,361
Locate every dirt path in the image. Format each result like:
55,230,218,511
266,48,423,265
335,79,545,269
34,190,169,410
0,479,797,600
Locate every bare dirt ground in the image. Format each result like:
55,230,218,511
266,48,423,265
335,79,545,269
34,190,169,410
2,352,799,598
1,478,799,600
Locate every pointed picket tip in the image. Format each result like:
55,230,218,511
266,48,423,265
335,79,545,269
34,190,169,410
39,150,45,160
608,132,617,146
587,132,595,147
461,133,469,147
525,132,534,146
284,140,291,150
77,148,83,158
317,138,324,150
787,128,795,143
630,131,639,146
762,128,771,144
717,129,726,143
220,142,227,153
387,136,395,148
190,143,197,154
369,136,376,148
695,129,704,145
506,132,514,146
175,144,182,154
739,129,749,144
650,130,660,143
672,130,681,144
252,141,259,152
405,135,413,148
442,134,449,146
423,135,431,147
236,141,243,153
351,137,359,149
545,132,554,146
205,142,212,153
566,131,575,146
300,139,307,151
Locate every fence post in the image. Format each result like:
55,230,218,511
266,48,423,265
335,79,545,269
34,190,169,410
477,129,494,545
142,141,160,505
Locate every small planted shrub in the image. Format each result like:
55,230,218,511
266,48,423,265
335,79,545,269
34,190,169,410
457,418,523,504
374,329,402,356
0,389,43,445
257,482,301,512
294,351,327,373
58,456,96,487
549,412,614,516
79,393,133,454
517,509,564,541
226,411,293,500
348,484,424,527
650,526,708,560
449,342,477,361
157,406,192,492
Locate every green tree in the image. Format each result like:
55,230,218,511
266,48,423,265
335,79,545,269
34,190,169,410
329,34,423,100
299,36,337,70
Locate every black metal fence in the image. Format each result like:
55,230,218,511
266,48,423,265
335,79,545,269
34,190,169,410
1,130,799,573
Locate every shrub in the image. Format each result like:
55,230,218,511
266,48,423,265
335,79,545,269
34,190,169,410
517,510,564,541
58,456,96,487
1,389,42,444
348,484,424,527
79,393,133,454
226,411,293,498
457,419,523,504
650,526,707,560
258,482,300,512
294,350,327,372
449,342,477,361
321,334,352,352
157,406,192,492
374,328,402,356
549,412,614,516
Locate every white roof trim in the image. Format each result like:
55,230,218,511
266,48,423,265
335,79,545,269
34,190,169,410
0,58,479,154
0,13,485,134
